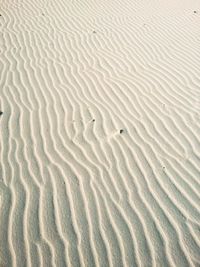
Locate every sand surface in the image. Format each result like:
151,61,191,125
0,0,200,266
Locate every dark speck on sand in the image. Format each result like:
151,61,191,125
194,11,197,13
0,111,3,116
93,31,96,34
120,129,124,134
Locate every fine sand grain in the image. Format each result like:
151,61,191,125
0,0,200,266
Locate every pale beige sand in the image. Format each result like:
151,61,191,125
0,0,200,266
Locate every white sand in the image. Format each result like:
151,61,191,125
0,0,200,266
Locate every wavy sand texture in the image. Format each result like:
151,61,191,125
0,0,200,266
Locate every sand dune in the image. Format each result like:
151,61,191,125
0,0,200,266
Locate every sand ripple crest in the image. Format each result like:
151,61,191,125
0,0,200,266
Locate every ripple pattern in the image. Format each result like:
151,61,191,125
0,0,200,266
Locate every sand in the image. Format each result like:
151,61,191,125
0,0,200,266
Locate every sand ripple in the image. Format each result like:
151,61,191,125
0,0,200,266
